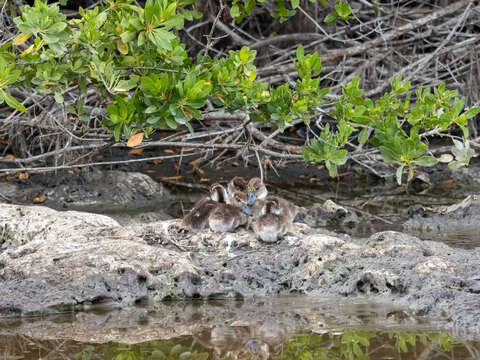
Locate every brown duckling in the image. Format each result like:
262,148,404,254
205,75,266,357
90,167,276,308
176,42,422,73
246,177,299,221
209,190,250,232
227,176,248,198
245,177,268,216
268,196,300,222
251,198,288,243
247,177,268,203
181,183,228,232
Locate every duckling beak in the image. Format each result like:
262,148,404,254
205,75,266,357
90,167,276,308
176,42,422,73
242,204,253,216
247,192,256,206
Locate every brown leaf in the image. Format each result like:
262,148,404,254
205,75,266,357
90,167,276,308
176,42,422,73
160,176,182,181
199,178,210,182
146,169,155,174
20,195,27,201
5,175,15,181
128,148,144,155
164,149,174,153
127,132,144,147
16,172,29,180
189,156,206,167
33,194,46,204
153,159,163,164
67,170,75,175
299,174,308,179
5,154,16,159
443,179,455,185
232,162,239,167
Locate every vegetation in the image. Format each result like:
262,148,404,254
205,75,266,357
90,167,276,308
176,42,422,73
0,0,479,183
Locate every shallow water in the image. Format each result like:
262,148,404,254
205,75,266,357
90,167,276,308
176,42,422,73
1,298,479,359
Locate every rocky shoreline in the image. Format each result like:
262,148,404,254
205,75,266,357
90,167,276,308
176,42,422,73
1,168,480,340
1,201,479,339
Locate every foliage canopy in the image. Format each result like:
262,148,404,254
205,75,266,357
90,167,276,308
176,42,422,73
2,0,479,183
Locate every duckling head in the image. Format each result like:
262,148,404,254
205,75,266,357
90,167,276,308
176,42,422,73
230,191,253,216
227,176,247,196
247,177,268,205
263,198,282,216
210,183,229,204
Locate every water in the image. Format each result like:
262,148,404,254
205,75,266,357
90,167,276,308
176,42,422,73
1,298,479,359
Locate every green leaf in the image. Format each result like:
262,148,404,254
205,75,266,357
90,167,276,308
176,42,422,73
291,0,300,9
358,127,369,144
183,71,196,91
1,90,26,112
336,0,352,19
230,5,240,18
465,106,480,119
150,29,175,50
296,45,305,61
185,121,194,134
414,156,438,167
448,160,464,170
330,149,348,165
324,12,338,25
45,22,67,33
54,92,64,103
165,116,178,129
239,46,249,63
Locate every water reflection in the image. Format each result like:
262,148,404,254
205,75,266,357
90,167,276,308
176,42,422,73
1,298,479,359
1,329,479,360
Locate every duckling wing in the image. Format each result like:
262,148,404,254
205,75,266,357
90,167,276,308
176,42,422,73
182,198,217,232
209,204,248,232
269,196,297,222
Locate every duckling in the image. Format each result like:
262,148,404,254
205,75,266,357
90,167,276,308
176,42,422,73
267,196,300,222
246,177,299,221
247,177,268,204
208,190,250,232
245,177,268,216
251,198,288,243
227,176,248,198
181,183,228,232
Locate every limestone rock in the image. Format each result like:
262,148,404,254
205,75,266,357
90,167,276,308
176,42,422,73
0,204,479,337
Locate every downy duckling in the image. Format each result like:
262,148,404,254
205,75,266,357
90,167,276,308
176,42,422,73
209,190,250,232
227,176,248,198
247,177,268,204
268,196,300,222
181,183,228,232
246,177,299,221
251,198,288,243
245,177,268,216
